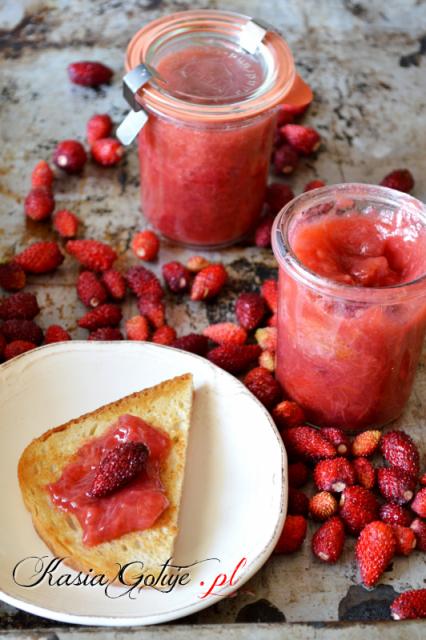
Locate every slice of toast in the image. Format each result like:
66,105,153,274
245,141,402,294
18,373,193,582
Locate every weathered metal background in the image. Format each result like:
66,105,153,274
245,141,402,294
0,0,425,637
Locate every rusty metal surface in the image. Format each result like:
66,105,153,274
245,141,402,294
1,0,426,637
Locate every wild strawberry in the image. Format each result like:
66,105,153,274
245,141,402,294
309,491,338,521
190,264,227,301
379,502,413,528
353,457,376,490
273,144,299,174
390,589,426,620
137,297,165,328
0,292,39,320
0,263,26,292
126,265,163,300
131,230,160,261
265,183,295,215
281,426,336,462
243,366,282,409
314,457,356,492
254,215,274,248
277,102,310,123
152,325,177,345
420,473,426,487
162,261,191,293
24,188,55,221
88,327,123,341
77,271,107,308
53,209,79,238
1,319,43,344
125,315,149,341
410,519,426,552
14,241,64,274
272,401,306,430
207,344,261,374
380,169,414,193
288,462,309,489
312,516,345,563
186,255,210,272
44,325,71,343
392,525,416,557
259,349,275,371
68,61,113,87
203,322,247,346
255,327,277,352
380,430,420,478
268,313,277,327
101,269,126,300
411,488,426,518
91,138,124,166
304,180,326,192
355,521,395,588
260,279,278,313
321,428,350,455
4,340,36,360
288,488,309,516
352,430,381,457
377,467,416,504
339,486,379,535
172,334,209,356
86,113,113,145
53,140,87,174
281,124,321,155
78,304,122,330
235,292,265,330
89,442,148,498
31,160,54,190
274,515,307,554
66,239,117,272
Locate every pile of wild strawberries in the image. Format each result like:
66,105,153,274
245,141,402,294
0,60,424,620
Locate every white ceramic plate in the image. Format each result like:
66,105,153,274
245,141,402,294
0,341,287,626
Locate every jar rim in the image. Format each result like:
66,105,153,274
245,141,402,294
125,9,296,123
271,183,426,304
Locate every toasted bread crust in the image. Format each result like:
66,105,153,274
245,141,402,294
18,374,193,582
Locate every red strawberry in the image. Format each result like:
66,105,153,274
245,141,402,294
88,327,123,341
137,297,165,328
353,457,376,490
131,230,159,261
91,138,124,167
243,366,282,409
101,269,126,300
254,215,274,248
152,325,177,345
304,180,326,192
259,349,275,372
309,491,338,521
53,209,79,238
126,265,163,300
4,340,36,360
207,344,261,374
190,264,227,301
172,334,209,356
235,292,265,330
288,487,309,516
377,467,416,504
31,160,54,190
410,519,426,552
420,472,426,487
321,428,350,455
312,516,345,563
274,515,307,554
68,61,113,87
186,255,210,273
255,327,277,352
1,319,43,344
24,188,54,221
314,457,356,492
380,430,420,478
273,144,299,174
288,462,309,489
281,124,321,155
125,315,150,341
260,279,278,313
66,239,117,272
77,271,107,308
352,430,381,457
380,169,414,193
268,311,276,325
78,304,122,330
272,400,306,430
411,488,426,518
14,241,64,274
339,486,379,535
277,102,310,122
355,521,396,588
281,426,336,462
162,261,191,293
89,442,148,498
53,140,87,174
391,589,426,620
392,525,416,556
0,263,26,292
44,324,71,343
87,113,113,145
379,502,413,528
203,322,247,346
0,292,39,320
265,183,295,215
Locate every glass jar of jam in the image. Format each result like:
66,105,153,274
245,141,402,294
272,184,426,432
123,10,311,248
